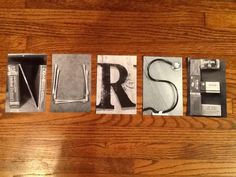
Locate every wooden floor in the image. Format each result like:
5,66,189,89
1,0,236,176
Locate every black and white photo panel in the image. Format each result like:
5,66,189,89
143,56,183,116
51,54,91,112
187,58,227,117
96,55,137,114
6,54,47,113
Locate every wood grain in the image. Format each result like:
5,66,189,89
1,1,236,177
0,36,26,51
25,0,236,12
0,0,25,8
206,12,236,31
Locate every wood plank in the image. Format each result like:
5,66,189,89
1,122,236,141
26,38,236,55
25,0,236,13
0,174,229,177
1,159,236,176
0,0,25,8
0,36,26,51
0,157,134,175
134,159,236,176
1,138,236,160
0,156,236,176
206,12,236,32
0,173,168,177
2,10,236,45
0,9,203,26
0,10,204,38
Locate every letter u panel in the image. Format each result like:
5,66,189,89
50,54,91,112
96,55,137,114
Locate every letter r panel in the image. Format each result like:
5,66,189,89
96,55,137,115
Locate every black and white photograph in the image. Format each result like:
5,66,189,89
143,56,183,116
96,55,137,114
5,54,47,113
51,54,91,112
187,58,227,117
